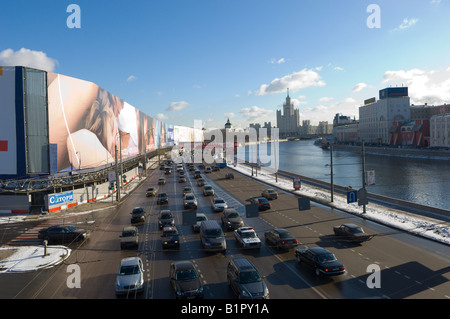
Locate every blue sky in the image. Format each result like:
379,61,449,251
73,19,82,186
1,0,450,129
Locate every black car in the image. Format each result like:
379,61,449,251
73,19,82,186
333,223,374,243
264,229,298,250
38,225,89,243
161,226,180,249
130,207,146,224
170,261,204,299
225,173,234,179
227,257,269,299
295,247,346,277
250,197,271,211
159,210,175,229
221,208,244,230
157,192,169,205
146,187,157,197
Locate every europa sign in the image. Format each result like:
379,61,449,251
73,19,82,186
49,192,74,206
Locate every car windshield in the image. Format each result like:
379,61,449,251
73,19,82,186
158,193,167,197
350,227,364,233
215,199,225,204
259,198,269,203
122,230,136,236
186,195,194,200
317,253,337,263
163,229,178,236
132,208,143,214
267,190,276,193
205,229,224,237
239,271,262,284
205,186,212,190
227,212,239,218
196,216,207,222
279,231,293,239
161,213,172,219
175,269,198,280
241,232,256,238
119,265,141,276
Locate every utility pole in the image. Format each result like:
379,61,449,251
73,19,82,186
361,140,366,214
115,145,120,202
330,144,334,202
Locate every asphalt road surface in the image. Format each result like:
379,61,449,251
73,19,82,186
0,162,449,300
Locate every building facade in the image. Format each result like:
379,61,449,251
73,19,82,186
359,87,411,144
276,89,300,137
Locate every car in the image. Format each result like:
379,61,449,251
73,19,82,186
264,229,298,250
333,223,374,243
192,213,207,232
194,170,202,179
221,208,244,230
38,225,89,243
227,257,269,299
212,165,220,171
130,207,145,224
225,173,234,179
115,257,145,295
157,192,169,205
160,164,165,170
158,177,166,185
170,261,204,299
261,189,278,200
161,226,180,249
178,176,186,183
199,220,227,252
197,178,206,186
182,186,193,196
165,167,172,175
295,247,346,277
234,227,261,249
158,210,175,229
120,226,139,249
205,166,212,173
183,193,198,209
211,197,228,212
146,187,157,197
203,185,214,196
250,197,271,211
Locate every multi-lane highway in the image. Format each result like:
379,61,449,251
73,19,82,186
0,161,449,300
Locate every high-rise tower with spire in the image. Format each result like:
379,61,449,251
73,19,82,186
276,88,300,137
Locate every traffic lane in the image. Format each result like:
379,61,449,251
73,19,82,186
208,168,387,298
184,174,324,299
212,167,450,298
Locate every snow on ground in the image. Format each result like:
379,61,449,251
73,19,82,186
0,245,71,273
229,162,450,245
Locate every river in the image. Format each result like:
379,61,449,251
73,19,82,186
239,140,450,211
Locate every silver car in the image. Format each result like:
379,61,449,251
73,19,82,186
211,197,228,212
115,257,145,296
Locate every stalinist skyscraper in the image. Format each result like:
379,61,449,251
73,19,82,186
276,88,300,137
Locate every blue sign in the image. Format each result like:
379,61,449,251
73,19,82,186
347,190,358,204
49,191,74,206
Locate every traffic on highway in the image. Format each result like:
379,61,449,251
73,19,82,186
0,158,449,303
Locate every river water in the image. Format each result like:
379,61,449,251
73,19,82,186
240,140,450,211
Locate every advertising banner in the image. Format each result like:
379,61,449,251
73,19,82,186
47,72,180,172
48,191,74,206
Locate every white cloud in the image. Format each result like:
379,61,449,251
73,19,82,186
392,18,418,32
352,82,368,93
167,101,189,111
257,68,325,95
155,113,168,120
224,112,235,118
269,58,286,64
334,66,344,71
382,68,450,105
300,97,359,125
126,75,137,82
0,48,58,72
239,106,274,122
319,96,334,102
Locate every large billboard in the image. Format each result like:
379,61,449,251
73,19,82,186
47,72,179,172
